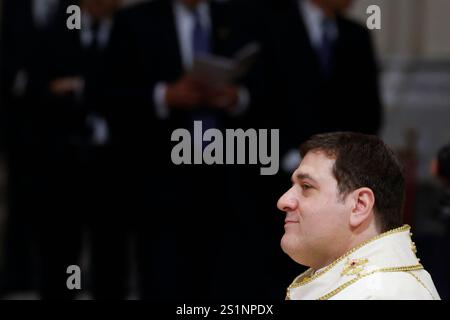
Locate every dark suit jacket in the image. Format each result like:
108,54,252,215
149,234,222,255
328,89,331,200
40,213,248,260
262,0,382,156
1,0,78,150
1,0,48,149
41,20,106,148
101,0,259,167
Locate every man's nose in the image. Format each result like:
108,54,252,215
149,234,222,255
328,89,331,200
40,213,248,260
277,187,298,212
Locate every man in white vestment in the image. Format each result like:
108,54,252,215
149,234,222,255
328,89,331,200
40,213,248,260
277,132,440,300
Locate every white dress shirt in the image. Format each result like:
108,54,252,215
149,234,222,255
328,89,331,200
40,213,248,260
174,0,211,71
154,0,250,119
299,0,338,50
32,0,59,28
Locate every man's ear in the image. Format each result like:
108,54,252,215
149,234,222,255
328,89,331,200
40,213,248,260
349,187,375,228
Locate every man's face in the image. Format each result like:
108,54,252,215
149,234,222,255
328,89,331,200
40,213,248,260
277,151,352,268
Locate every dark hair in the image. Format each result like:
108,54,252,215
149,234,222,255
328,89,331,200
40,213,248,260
300,132,405,232
437,144,450,184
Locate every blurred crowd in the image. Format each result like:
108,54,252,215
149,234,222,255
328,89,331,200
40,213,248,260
0,0,446,300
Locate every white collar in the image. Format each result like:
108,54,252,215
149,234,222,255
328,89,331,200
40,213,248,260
174,0,211,31
173,0,212,70
286,225,423,300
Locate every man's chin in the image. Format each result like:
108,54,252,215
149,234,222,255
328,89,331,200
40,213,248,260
280,235,294,256
280,236,308,265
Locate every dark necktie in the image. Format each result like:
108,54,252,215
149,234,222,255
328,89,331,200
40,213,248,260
190,9,216,146
192,9,210,56
317,18,335,78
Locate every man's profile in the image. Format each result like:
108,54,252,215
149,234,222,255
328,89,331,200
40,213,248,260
278,132,440,300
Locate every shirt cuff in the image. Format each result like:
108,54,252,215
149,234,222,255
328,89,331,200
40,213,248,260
154,82,170,120
230,86,250,117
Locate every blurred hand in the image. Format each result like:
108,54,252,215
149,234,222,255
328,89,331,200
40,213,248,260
205,85,239,112
49,77,84,96
165,75,203,109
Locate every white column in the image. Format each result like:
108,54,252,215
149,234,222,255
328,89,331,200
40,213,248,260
422,0,450,59
349,0,450,61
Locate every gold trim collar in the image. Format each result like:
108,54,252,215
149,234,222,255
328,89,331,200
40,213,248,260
289,225,413,289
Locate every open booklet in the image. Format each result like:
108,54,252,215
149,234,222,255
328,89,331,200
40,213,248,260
190,42,261,86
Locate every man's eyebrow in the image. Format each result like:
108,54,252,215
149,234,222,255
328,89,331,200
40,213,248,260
294,173,319,184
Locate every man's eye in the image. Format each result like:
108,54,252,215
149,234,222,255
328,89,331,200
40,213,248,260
301,184,312,190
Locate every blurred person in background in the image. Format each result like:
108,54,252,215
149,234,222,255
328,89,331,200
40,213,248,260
0,0,70,298
254,0,383,291
35,0,123,299
428,144,450,299
263,0,382,170
430,144,450,237
101,0,261,300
